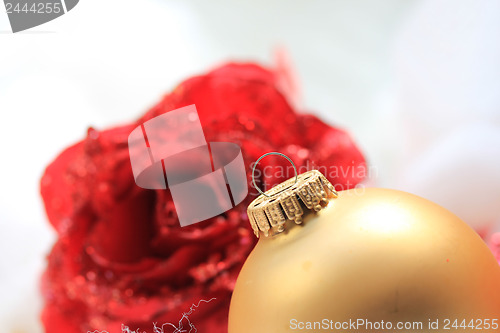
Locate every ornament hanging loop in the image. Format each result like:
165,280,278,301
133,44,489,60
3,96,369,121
252,152,298,197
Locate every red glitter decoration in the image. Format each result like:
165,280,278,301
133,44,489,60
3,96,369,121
490,233,500,264
40,62,366,333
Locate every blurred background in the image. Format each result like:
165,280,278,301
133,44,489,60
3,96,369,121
1,0,499,332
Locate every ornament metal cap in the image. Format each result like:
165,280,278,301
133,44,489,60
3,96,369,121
248,153,338,238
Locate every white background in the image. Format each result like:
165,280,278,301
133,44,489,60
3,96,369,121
1,1,500,332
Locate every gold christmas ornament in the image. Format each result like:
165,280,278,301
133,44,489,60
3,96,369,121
229,154,500,333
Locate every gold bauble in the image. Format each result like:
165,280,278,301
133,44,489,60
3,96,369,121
229,187,500,333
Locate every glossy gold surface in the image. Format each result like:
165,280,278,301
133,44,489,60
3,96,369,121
229,188,500,333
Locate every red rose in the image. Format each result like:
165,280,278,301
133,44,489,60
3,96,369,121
40,63,366,333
